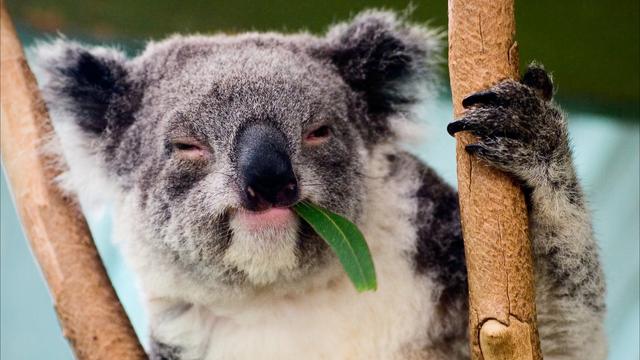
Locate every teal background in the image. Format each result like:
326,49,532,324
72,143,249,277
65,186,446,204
1,2,639,358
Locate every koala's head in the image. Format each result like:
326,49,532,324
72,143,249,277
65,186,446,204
36,11,439,290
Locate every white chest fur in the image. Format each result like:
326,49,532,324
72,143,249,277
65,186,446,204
196,265,432,360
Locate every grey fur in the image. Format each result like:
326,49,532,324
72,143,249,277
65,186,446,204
33,10,605,360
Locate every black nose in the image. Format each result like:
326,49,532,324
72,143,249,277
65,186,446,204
236,123,299,211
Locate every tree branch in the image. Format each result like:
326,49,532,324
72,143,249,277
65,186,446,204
1,4,147,359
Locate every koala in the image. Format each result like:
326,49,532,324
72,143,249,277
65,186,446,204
33,10,605,360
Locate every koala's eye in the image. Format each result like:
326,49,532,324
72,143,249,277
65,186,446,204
304,125,332,145
171,139,207,159
174,143,200,151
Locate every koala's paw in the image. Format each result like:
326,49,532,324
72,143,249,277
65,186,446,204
447,65,571,187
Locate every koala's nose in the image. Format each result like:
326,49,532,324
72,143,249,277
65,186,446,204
236,123,299,211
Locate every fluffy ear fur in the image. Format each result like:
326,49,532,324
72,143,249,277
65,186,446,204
32,39,135,136
30,39,137,206
317,10,442,116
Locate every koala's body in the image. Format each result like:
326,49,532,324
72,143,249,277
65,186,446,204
34,10,605,360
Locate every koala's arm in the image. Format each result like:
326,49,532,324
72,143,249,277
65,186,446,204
526,136,607,359
447,65,606,359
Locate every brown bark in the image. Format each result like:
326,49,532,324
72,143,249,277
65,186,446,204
447,0,542,359
1,4,147,359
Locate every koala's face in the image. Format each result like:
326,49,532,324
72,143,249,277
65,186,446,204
132,41,367,285
37,11,438,289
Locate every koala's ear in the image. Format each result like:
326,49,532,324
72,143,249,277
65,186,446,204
316,11,442,115
32,39,135,135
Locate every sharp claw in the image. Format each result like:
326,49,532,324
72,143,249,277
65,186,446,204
447,120,467,136
462,90,499,108
465,144,484,154
521,65,553,101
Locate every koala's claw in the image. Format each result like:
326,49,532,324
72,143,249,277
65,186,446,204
461,90,500,109
446,119,469,136
447,65,570,186
464,144,485,155
521,65,554,101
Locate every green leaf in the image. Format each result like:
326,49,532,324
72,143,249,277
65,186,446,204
293,202,377,292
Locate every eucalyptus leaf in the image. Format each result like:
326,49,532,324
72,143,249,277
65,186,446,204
293,202,377,292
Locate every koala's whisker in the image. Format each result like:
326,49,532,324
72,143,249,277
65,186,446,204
300,182,324,187
299,177,324,184
353,169,384,180
301,182,327,189
211,171,236,180
299,177,325,184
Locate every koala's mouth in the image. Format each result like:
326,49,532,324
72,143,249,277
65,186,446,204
232,207,297,231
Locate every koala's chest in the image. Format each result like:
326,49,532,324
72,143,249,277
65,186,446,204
167,263,437,360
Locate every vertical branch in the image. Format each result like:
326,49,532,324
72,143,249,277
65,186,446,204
447,0,542,359
0,4,147,359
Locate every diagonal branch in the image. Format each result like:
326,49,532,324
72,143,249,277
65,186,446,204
1,4,147,359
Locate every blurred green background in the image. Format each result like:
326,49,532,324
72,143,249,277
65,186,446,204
5,0,640,118
1,1,639,360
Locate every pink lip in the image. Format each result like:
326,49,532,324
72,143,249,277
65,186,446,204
234,207,295,230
